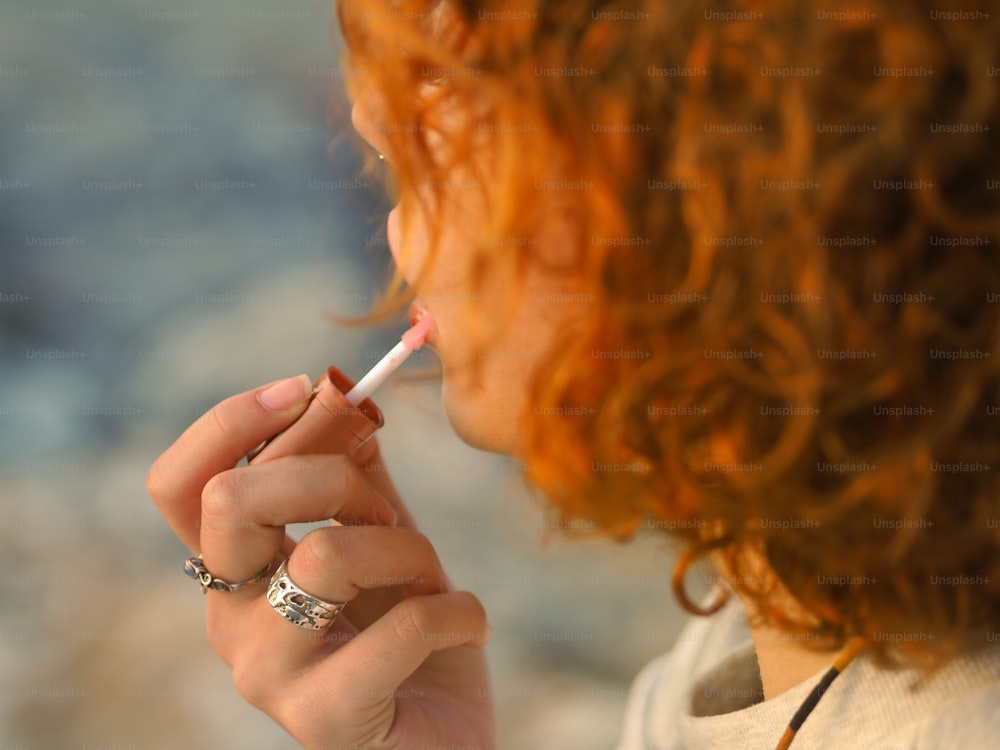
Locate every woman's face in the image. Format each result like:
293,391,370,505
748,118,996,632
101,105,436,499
352,99,588,457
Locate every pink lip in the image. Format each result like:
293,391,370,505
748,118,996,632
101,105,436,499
408,299,437,346
408,298,432,327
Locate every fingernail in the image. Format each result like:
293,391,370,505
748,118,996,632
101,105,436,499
258,374,312,412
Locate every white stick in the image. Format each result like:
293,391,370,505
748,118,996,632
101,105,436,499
344,340,413,406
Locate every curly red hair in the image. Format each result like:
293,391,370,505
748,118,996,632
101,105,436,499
336,0,1000,671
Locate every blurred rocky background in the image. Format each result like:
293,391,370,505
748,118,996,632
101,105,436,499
0,2,688,748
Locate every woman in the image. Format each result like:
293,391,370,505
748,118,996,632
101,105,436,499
147,0,1000,747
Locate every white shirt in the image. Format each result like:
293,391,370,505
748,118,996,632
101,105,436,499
615,595,1000,749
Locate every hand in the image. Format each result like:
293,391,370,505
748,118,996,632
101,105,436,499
146,374,494,749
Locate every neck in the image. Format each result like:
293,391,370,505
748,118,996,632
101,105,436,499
708,550,839,700
748,620,838,700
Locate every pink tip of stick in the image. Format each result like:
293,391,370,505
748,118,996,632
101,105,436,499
401,312,434,351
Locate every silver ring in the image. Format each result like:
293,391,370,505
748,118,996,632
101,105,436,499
266,559,347,630
183,555,278,595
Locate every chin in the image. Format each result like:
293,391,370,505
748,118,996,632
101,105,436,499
440,380,519,456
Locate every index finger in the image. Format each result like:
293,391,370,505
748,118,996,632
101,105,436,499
146,374,313,551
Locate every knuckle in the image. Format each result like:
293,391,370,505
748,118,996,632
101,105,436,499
316,454,356,497
145,461,168,505
146,457,189,506
391,597,432,644
204,609,228,657
408,530,439,568
231,658,267,709
294,527,348,581
201,469,244,523
410,529,434,553
204,606,240,670
458,590,488,626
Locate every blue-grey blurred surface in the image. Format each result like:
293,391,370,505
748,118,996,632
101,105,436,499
0,2,686,748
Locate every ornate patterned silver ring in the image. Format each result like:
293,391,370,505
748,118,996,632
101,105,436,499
266,559,347,630
183,555,278,595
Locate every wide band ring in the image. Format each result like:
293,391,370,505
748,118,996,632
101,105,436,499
184,555,278,595
266,559,347,630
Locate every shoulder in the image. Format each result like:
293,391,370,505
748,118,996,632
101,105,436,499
867,656,1000,749
798,640,1000,749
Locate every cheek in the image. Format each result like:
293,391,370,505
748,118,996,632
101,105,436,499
386,194,582,453
439,292,571,454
